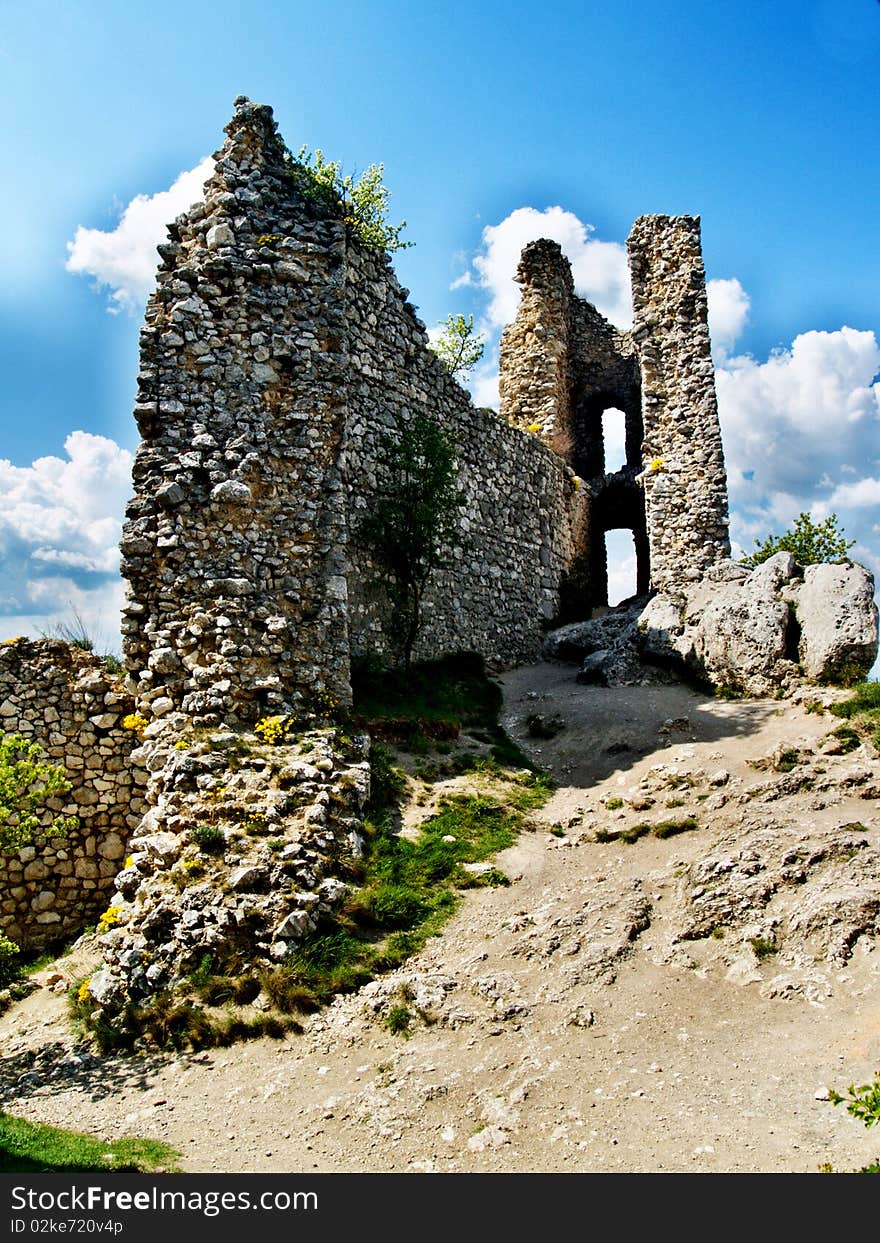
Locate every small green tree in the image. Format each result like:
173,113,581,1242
361,412,465,670
429,314,487,380
286,147,411,253
741,511,855,568
0,733,75,856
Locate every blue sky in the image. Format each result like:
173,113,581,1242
0,0,878,646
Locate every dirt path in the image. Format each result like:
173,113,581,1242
2,663,878,1173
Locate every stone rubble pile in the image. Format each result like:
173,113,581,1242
85,724,369,1011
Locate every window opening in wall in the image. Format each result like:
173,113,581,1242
605,528,638,605
601,407,627,474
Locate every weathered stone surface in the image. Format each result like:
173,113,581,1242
0,639,142,951
122,96,585,729
499,218,729,613
639,554,878,694
793,562,879,679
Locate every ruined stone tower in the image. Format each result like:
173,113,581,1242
499,218,730,609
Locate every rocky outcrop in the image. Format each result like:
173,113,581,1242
639,554,879,694
794,562,880,680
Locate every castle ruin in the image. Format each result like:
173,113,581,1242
119,97,730,728
1,98,876,971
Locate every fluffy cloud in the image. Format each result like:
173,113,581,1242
715,324,880,585
707,278,750,363
458,206,632,330
716,326,880,503
0,432,133,648
66,157,215,312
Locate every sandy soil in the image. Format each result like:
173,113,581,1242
1,662,878,1174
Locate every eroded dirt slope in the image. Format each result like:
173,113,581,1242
1,665,878,1173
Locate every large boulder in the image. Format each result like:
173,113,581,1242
793,561,879,680
638,554,878,695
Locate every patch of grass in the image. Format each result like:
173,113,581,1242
457,866,510,889
0,1112,180,1173
774,748,800,773
604,797,624,811
620,823,651,844
190,823,226,854
354,651,538,772
352,651,500,734
829,681,880,752
831,724,861,754
652,817,699,840
384,1004,412,1036
749,936,778,960
368,742,406,812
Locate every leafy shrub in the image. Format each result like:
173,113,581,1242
742,511,854,568
385,1004,412,1036
285,146,411,253
0,931,21,988
0,734,75,854
429,313,486,379
190,823,226,854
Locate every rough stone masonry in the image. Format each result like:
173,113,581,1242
121,97,586,730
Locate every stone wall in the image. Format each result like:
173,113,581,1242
121,99,352,728
627,215,730,590
343,244,585,667
0,640,145,950
121,97,585,722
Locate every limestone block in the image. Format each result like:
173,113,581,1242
793,562,879,680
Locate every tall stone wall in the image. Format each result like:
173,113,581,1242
498,240,573,450
0,640,145,950
344,244,584,667
121,98,584,719
627,215,730,589
121,99,352,728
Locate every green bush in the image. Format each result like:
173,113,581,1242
0,733,75,854
742,511,854,568
0,931,21,989
189,823,226,854
285,146,411,253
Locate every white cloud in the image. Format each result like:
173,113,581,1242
707,278,750,362
716,322,880,596
716,326,880,506
463,206,632,330
0,432,132,649
814,476,880,514
66,157,215,312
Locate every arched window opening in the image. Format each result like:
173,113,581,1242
602,407,627,474
605,528,638,606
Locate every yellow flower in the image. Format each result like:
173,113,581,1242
527,423,542,434
124,855,134,869
648,457,664,473
77,977,92,1003
254,715,292,745
121,713,148,738
97,905,124,934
